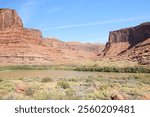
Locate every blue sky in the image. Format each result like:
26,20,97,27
1,0,150,43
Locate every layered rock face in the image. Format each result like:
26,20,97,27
108,22,150,46
0,8,23,29
0,9,49,65
41,38,102,62
103,23,150,64
122,38,150,65
67,42,103,54
0,28,42,44
104,23,150,56
0,8,102,65
0,9,42,45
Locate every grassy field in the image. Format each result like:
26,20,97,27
0,60,150,73
0,71,149,100
75,60,150,73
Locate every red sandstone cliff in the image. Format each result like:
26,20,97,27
2,8,148,66
103,23,150,64
0,8,23,29
0,8,103,65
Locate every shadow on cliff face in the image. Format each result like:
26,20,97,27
128,22,150,48
103,22,150,58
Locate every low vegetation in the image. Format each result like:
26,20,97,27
75,66,150,73
57,81,70,89
0,60,149,100
0,60,149,73
0,72,149,100
0,65,75,71
41,77,53,83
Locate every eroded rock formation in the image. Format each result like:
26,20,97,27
103,22,150,64
0,8,103,65
108,22,150,45
0,8,23,29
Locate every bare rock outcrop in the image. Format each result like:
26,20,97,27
122,38,150,65
0,8,23,29
108,22,150,46
0,9,42,45
110,90,128,100
103,22,150,64
0,28,42,44
0,9,47,65
41,38,103,63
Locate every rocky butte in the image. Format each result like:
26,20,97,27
0,8,42,44
103,22,150,65
0,8,23,29
0,8,103,66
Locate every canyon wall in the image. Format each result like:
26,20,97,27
0,8,102,65
103,22,150,64
0,28,42,44
0,8,42,45
104,22,150,57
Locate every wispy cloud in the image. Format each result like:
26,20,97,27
43,16,150,31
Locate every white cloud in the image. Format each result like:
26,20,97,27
43,16,150,30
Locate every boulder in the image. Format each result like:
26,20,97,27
111,93,125,100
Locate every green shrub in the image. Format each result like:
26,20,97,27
0,79,3,82
86,78,93,83
2,93,28,100
57,81,70,89
24,87,35,96
33,91,50,100
87,90,110,100
66,88,75,97
41,77,53,83
0,81,15,92
65,88,80,100
75,66,150,73
68,78,78,82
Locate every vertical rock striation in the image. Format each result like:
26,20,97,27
104,22,150,57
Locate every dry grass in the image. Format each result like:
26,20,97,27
0,71,149,100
